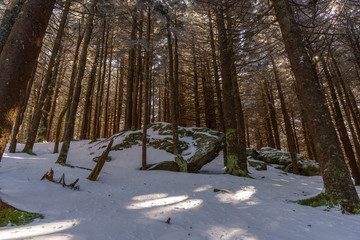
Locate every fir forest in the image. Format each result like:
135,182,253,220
0,0,360,239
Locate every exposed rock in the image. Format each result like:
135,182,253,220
256,147,320,176
246,148,260,159
248,160,267,171
145,161,180,172
187,133,224,173
106,122,224,173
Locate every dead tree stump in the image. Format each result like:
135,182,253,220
87,139,114,181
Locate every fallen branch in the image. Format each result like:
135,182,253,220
41,168,80,190
87,139,114,181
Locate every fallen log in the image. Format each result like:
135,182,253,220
87,139,114,181
41,168,80,190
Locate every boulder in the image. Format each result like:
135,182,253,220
256,147,320,176
108,122,224,173
246,148,260,159
248,160,267,171
145,161,180,172
187,133,224,172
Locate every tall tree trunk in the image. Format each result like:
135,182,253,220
56,0,98,164
80,38,101,139
264,79,281,149
103,32,113,138
208,10,227,164
125,14,137,130
98,25,110,138
0,0,56,160
320,57,360,184
46,54,66,142
272,57,299,174
215,5,247,176
262,90,276,148
290,111,300,153
0,0,25,54
8,61,38,153
331,65,360,169
142,8,151,170
201,60,216,129
91,18,106,140
226,13,247,172
330,52,360,146
271,0,360,212
192,42,200,127
132,14,144,129
53,23,84,153
115,58,125,132
166,15,187,172
37,47,63,142
22,0,72,153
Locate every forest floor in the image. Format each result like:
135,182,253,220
0,139,360,240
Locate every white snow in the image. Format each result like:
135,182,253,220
0,139,360,240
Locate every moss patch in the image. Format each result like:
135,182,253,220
297,193,335,208
0,208,43,227
111,132,143,151
111,131,189,154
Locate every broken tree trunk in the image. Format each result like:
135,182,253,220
87,139,114,181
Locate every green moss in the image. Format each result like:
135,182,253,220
149,138,189,154
0,208,43,227
248,161,267,171
175,156,188,172
298,193,335,208
25,148,36,155
111,132,143,150
149,123,165,131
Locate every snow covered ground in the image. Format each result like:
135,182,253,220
0,139,360,240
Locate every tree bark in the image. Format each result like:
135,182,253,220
132,13,144,129
22,0,72,153
103,32,114,138
142,8,151,170
8,61,38,153
271,0,360,212
80,38,101,139
125,13,137,130
272,57,299,174
56,0,98,164
201,60,216,129
37,47,63,142
215,5,247,176
320,57,360,184
166,15,187,172
0,0,56,160
53,23,84,153
192,42,201,127
0,0,25,54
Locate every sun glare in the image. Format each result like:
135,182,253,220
127,195,189,210
216,186,257,204
0,219,79,240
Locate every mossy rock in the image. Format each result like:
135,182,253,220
0,208,44,227
145,161,180,172
246,148,260,159
93,156,112,162
150,123,173,135
284,163,320,176
187,133,224,173
111,132,143,151
257,147,320,176
248,160,267,171
149,137,189,154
